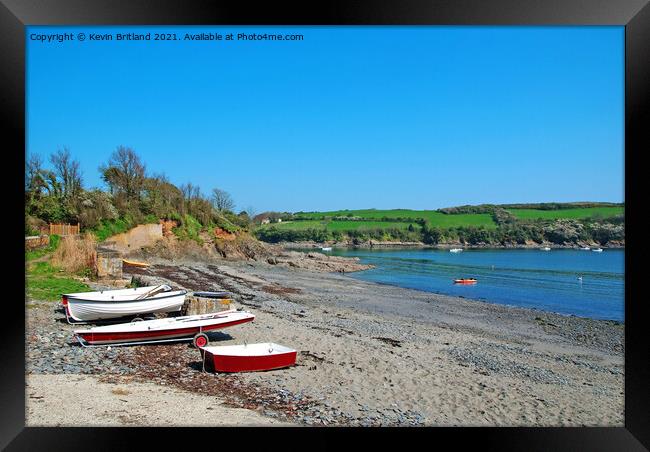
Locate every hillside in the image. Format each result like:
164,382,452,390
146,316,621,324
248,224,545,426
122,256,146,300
254,203,625,247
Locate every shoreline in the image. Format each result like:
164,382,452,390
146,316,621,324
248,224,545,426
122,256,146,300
340,274,624,325
279,241,625,250
26,258,624,426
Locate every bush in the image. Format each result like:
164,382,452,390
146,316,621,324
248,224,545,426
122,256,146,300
173,214,204,245
51,233,97,274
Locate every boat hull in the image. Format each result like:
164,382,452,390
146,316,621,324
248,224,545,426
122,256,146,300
62,286,171,307
201,343,297,373
454,279,477,285
74,311,254,345
122,259,150,268
66,291,186,322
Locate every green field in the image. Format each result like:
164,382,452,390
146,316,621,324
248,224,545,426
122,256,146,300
293,209,497,229
260,219,416,232
507,206,623,220
256,204,624,243
264,206,625,235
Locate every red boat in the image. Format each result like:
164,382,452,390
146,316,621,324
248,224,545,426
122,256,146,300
73,310,255,347
454,278,477,285
200,342,297,373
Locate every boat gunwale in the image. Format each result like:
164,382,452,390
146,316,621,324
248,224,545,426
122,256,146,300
201,342,296,357
66,289,187,303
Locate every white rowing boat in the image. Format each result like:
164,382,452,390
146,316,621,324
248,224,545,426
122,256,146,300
62,285,187,323
73,309,255,346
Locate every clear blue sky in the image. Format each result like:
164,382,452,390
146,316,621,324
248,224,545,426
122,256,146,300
26,26,624,213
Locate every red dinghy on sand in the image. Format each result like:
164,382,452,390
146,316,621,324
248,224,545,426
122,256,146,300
200,342,297,373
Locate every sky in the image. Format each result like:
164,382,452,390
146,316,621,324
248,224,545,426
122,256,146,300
26,26,624,213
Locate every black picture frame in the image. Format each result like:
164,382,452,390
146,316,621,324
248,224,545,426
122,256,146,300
3,1,648,450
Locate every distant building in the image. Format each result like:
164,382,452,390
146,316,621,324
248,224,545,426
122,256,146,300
254,212,286,225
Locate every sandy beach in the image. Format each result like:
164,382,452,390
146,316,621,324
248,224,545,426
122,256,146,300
26,257,624,427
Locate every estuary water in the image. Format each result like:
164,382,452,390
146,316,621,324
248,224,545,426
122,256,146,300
323,248,624,321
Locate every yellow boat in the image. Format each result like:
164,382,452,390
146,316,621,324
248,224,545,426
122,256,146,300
122,259,151,268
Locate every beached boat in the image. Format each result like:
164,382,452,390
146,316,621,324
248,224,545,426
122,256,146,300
592,248,604,252
580,246,591,250
63,285,187,323
62,285,171,307
73,310,255,347
122,259,151,268
321,247,332,251
454,278,477,284
200,342,297,373
449,248,463,253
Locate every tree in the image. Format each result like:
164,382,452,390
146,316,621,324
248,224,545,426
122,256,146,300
100,146,146,203
243,205,257,220
211,188,235,212
50,147,83,200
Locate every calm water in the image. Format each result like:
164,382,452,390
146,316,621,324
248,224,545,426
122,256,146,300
319,248,624,321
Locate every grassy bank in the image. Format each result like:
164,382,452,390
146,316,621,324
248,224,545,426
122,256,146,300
26,261,90,301
26,233,92,301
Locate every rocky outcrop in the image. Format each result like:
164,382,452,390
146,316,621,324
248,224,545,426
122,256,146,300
266,250,372,273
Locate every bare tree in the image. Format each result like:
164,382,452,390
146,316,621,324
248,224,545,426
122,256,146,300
180,182,201,201
50,147,83,199
26,153,43,192
243,205,257,219
100,146,145,202
211,188,235,212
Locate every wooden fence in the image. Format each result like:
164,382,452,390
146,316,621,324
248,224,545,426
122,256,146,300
49,223,80,236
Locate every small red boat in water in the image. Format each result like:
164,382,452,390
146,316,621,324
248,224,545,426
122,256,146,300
454,278,477,285
200,342,297,373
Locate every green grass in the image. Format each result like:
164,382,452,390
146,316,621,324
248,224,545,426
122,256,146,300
25,234,60,261
507,207,624,220
26,261,90,301
291,209,497,229
172,214,204,245
259,219,417,232
91,217,134,242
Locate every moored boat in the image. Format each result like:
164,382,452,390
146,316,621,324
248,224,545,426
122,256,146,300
592,248,603,252
73,310,255,346
321,247,332,251
541,247,551,251
63,285,186,323
200,342,297,372
449,248,463,253
454,278,477,284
